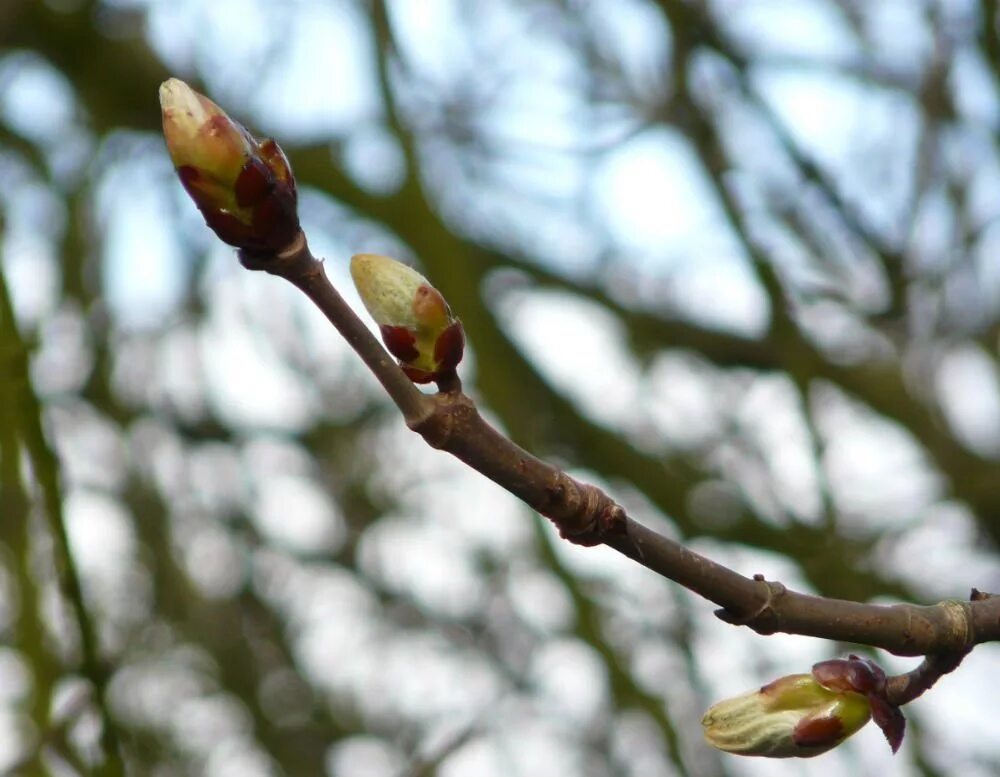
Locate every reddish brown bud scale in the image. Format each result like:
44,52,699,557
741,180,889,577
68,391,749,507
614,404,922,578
176,165,200,187
203,211,254,247
259,139,295,188
401,365,436,384
869,695,906,754
381,325,421,362
812,656,883,695
792,716,843,748
234,157,273,208
433,321,465,372
251,194,299,252
810,655,904,754
811,660,859,694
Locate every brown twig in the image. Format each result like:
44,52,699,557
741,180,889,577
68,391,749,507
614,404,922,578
884,590,993,706
239,236,432,425
238,235,1000,702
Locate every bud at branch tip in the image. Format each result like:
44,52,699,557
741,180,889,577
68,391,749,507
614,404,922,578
159,78,299,253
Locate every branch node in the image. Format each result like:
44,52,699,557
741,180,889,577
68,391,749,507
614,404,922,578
238,232,318,280
715,577,784,632
884,592,985,706
409,391,466,448
938,599,973,653
541,475,626,547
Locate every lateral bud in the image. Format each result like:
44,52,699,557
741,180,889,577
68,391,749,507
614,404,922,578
349,253,465,385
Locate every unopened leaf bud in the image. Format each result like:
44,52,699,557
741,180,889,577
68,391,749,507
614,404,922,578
812,655,905,753
350,253,465,384
702,669,873,758
159,78,299,253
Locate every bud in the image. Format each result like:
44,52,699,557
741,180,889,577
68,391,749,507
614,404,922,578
702,668,873,758
159,78,299,253
350,253,465,384
812,655,906,754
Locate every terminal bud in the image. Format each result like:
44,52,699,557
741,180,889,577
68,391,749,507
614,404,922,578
159,78,299,253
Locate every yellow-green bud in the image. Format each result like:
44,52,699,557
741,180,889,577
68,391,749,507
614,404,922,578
702,673,871,758
160,78,252,187
350,254,464,384
159,78,299,253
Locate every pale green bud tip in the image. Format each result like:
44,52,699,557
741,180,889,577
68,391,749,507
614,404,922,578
350,253,433,329
702,674,871,759
159,78,217,133
159,78,251,181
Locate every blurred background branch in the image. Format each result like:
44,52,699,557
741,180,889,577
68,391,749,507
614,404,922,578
1,236,124,775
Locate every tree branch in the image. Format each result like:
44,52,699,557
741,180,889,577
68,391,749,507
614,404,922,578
884,589,993,706
0,260,125,776
236,235,1000,684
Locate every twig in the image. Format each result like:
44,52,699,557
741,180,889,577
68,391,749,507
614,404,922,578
884,590,992,706
397,721,483,777
236,236,1000,679
4,685,96,775
240,237,432,425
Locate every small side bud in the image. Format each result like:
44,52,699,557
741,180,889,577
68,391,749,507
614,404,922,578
159,78,299,253
350,254,465,384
